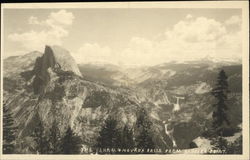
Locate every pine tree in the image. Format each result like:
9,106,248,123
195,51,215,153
95,116,121,153
211,69,230,136
3,103,17,154
48,120,61,154
211,136,228,152
135,108,155,153
32,116,50,154
226,135,242,154
118,124,135,153
61,127,82,154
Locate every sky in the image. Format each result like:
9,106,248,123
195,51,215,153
3,8,242,66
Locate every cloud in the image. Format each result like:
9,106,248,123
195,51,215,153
45,10,74,27
186,14,193,19
71,14,241,66
8,10,74,52
16,12,240,66
225,15,241,26
167,17,227,42
73,43,113,64
126,37,153,54
118,15,241,65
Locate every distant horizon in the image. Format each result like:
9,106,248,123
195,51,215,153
3,44,242,67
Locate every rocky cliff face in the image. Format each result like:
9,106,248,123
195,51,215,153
45,45,82,77
3,45,171,153
32,45,82,94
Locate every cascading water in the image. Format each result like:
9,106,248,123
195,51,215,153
163,121,177,148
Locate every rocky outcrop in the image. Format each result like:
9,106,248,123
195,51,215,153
32,45,82,94
46,45,82,77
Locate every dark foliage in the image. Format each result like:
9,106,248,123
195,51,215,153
95,116,136,154
61,127,82,154
211,70,230,136
135,108,155,153
83,90,110,108
211,136,228,153
3,103,17,154
48,120,61,154
95,116,121,154
209,70,242,154
189,142,198,149
173,122,202,149
57,70,75,84
226,135,242,154
211,135,242,154
115,94,131,106
20,70,34,81
117,124,135,154
221,65,242,92
120,125,135,148
221,127,241,137
32,117,50,154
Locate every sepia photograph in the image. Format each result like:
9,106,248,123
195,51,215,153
1,2,249,160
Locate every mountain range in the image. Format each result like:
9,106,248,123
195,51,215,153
3,45,242,153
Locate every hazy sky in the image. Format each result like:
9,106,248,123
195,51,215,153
3,8,242,66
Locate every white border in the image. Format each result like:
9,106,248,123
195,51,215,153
1,1,249,160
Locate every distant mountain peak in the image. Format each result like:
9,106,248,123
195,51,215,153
44,45,82,77
199,55,242,64
32,45,82,94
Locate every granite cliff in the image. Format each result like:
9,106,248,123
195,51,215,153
3,45,170,153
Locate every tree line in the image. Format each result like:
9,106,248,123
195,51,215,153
205,69,242,154
94,107,155,154
3,104,155,154
31,118,82,154
3,105,82,154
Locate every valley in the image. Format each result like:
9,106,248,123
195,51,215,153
3,45,242,154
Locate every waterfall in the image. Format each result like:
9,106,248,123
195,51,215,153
172,96,184,112
164,122,177,148
173,104,180,112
